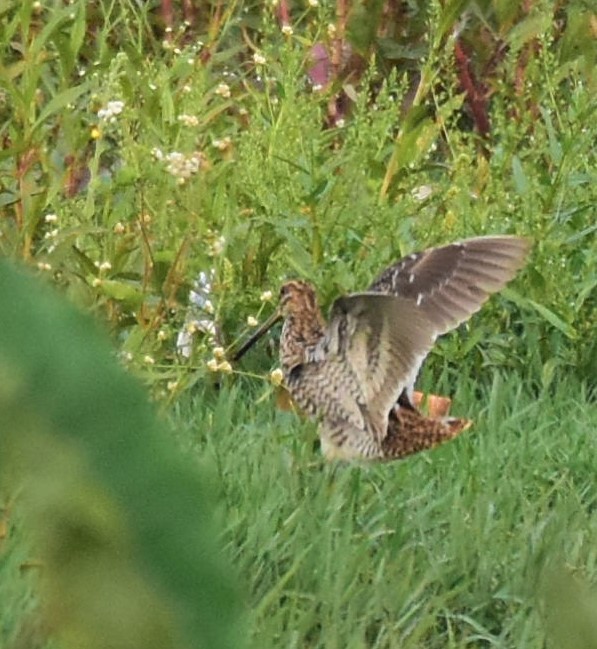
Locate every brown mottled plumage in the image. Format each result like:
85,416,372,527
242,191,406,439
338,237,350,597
233,235,531,461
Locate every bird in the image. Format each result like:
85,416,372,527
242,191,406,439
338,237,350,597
233,235,531,461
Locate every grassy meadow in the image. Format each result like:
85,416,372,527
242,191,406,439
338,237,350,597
1,1,596,648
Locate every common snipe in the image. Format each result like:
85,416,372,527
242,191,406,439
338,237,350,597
234,235,531,461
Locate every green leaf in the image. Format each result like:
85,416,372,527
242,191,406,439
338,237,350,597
512,155,529,195
96,278,145,306
528,299,576,339
32,81,91,133
0,260,245,649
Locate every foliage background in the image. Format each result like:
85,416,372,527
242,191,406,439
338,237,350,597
1,0,595,647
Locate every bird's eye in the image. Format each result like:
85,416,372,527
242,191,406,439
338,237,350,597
280,285,289,298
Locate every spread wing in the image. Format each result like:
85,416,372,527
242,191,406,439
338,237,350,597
310,293,436,445
368,235,531,397
369,235,531,335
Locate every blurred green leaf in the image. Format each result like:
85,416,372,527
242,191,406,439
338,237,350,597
97,278,145,306
0,260,245,649
541,568,597,649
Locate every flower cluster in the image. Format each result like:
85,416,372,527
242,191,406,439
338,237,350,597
215,83,231,98
212,137,232,152
206,347,232,374
97,100,125,122
178,114,199,127
152,148,206,184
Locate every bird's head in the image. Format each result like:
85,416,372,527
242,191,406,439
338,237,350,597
232,279,321,362
279,280,319,317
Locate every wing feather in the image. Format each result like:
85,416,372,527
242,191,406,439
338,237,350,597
367,235,531,390
369,235,531,336
323,294,436,443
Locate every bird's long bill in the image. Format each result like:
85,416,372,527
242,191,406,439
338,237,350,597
232,309,282,361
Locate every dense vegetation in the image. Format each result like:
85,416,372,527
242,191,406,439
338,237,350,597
1,1,595,648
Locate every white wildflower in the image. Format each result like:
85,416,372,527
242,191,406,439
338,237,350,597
215,83,231,98
95,260,112,272
253,52,266,65
209,237,226,256
270,368,284,386
178,114,199,127
97,100,124,122
212,137,232,151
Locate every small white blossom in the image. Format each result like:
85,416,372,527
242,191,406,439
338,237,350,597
182,84,192,94
213,346,225,360
260,290,273,302
37,262,52,271
212,137,232,151
167,380,179,392
209,236,226,256
113,222,125,234
215,82,231,98
178,113,199,127
204,300,214,314
308,0,319,6
327,23,337,38
247,316,258,327
281,24,293,36
97,100,125,122
143,355,155,365
218,360,233,374
157,329,168,341
95,260,112,272
44,213,58,223
253,52,266,65
270,368,284,386
207,358,219,372
164,151,206,182
91,277,102,287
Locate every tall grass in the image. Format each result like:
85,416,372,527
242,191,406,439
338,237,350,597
173,376,596,648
